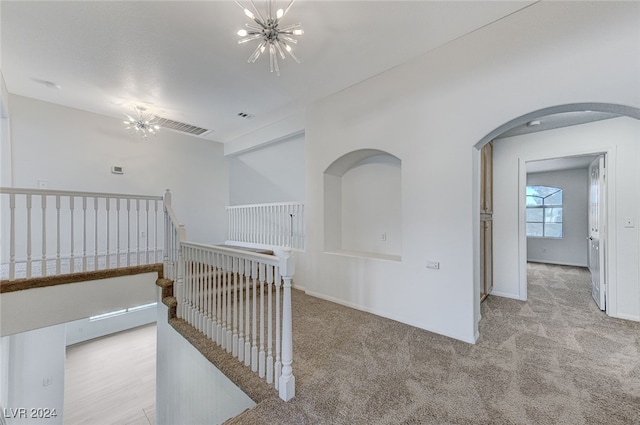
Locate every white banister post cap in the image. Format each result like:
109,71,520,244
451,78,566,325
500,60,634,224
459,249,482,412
279,248,295,277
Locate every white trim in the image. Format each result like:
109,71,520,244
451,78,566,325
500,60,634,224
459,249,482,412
0,187,162,200
224,113,305,156
223,241,305,256
518,158,528,301
518,147,618,317
604,151,617,318
615,312,640,322
227,201,304,209
526,259,588,268
472,146,482,342
489,290,524,301
322,250,401,262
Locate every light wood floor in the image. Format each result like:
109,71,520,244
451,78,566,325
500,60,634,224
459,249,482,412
64,324,157,425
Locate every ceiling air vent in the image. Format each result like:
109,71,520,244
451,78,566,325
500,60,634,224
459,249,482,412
154,117,210,136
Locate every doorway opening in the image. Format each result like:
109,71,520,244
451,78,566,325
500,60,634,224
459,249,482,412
473,102,640,331
525,153,606,312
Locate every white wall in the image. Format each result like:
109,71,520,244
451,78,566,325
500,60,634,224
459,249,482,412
227,133,305,205
65,304,157,346
1,72,12,279
298,1,639,343
526,167,589,266
6,1,636,348
1,273,157,336
1,70,10,186
225,131,310,288
338,154,402,258
493,117,640,321
7,95,228,244
156,300,254,425
2,324,66,425
0,331,9,418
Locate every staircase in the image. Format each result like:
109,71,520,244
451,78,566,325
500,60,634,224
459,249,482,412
162,190,297,401
154,274,283,404
1,187,297,403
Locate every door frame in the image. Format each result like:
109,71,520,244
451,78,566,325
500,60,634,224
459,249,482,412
517,149,616,315
473,103,640,338
589,155,606,310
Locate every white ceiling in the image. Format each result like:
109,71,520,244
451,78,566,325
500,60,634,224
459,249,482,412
497,111,620,139
526,155,600,174
1,1,537,143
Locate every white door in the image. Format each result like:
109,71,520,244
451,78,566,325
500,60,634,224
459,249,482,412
588,156,606,310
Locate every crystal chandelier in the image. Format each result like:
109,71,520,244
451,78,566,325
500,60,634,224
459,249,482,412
123,106,160,140
235,0,304,76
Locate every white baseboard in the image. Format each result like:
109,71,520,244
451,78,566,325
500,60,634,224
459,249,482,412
527,259,588,268
489,290,524,301
303,289,478,344
615,312,640,322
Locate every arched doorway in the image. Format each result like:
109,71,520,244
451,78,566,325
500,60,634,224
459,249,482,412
473,103,640,327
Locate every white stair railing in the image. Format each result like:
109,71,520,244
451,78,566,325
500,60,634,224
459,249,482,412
0,187,163,281
164,190,296,401
227,202,305,250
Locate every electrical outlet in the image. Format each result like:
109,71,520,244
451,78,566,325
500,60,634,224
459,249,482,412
43,377,52,387
380,232,387,242
624,217,634,228
426,261,440,270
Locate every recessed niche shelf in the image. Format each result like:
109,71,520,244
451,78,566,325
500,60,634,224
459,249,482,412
324,149,402,261
324,250,402,262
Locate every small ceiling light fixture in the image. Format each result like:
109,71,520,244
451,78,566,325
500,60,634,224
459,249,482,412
123,105,160,140
235,0,304,76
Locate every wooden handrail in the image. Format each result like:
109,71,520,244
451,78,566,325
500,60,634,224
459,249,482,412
0,187,162,201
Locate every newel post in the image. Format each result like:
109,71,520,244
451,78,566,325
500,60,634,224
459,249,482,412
278,247,296,401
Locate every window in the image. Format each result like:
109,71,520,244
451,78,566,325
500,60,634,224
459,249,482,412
526,185,563,238
89,302,157,321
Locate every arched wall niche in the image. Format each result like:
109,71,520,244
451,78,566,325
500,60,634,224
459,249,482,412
324,149,402,261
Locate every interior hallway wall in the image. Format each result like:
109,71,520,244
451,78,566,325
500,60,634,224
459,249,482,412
302,2,640,342
226,132,309,288
493,117,640,320
227,133,305,206
2,324,66,425
1,71,10,186
7,95,228,244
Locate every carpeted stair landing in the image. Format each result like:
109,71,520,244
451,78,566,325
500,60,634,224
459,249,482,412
158,263,640,425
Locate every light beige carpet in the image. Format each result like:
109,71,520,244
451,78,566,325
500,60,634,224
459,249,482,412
177,263,640,425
